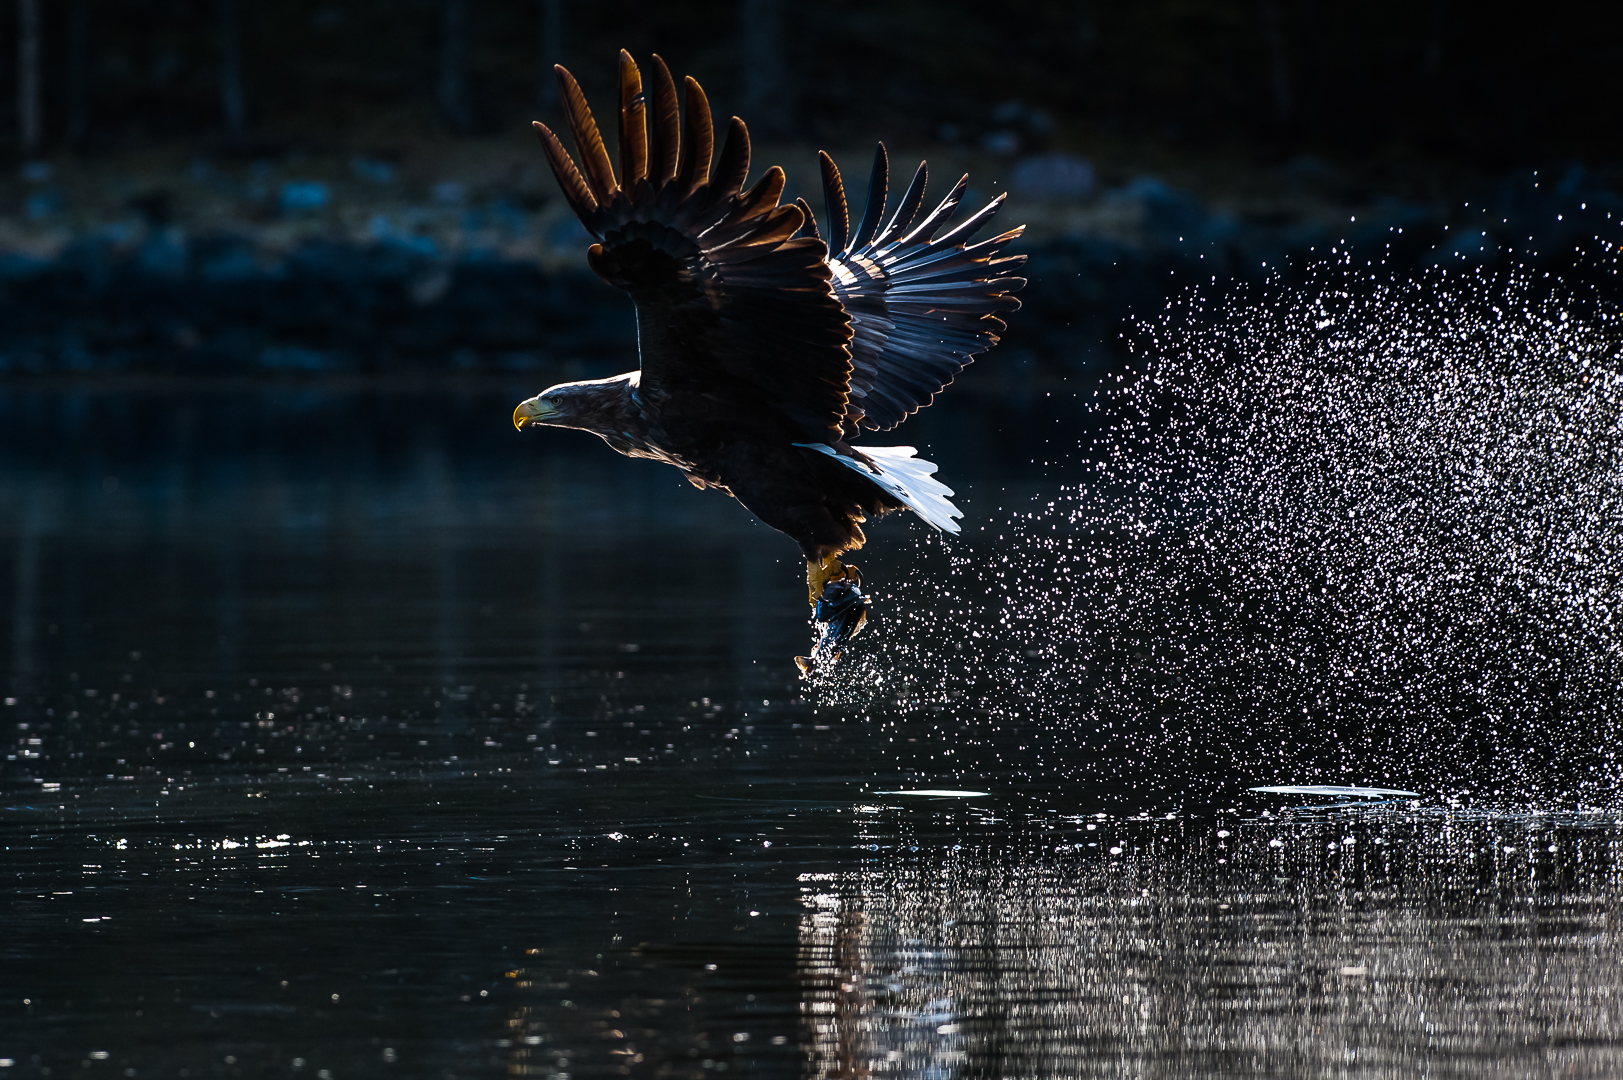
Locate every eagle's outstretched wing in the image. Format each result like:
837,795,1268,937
797,145,1026,434
534,52,853,441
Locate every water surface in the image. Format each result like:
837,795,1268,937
5,382,1623,1079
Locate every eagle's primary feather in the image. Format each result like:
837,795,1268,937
515,51,1024,639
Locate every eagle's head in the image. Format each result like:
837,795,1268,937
513,372,640,435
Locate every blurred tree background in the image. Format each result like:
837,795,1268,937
1,0,1615,166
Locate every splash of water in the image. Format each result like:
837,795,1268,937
822,261,1623,807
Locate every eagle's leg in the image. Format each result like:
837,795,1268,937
797,554,869,677
806,553,861,607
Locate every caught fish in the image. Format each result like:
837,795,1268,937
796,570,869,677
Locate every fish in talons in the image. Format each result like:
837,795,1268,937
797,565,869,677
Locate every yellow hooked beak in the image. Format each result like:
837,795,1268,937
513,396,560,430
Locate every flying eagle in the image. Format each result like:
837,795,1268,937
513,52,1025,671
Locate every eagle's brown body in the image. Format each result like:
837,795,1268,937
514,51,1023,660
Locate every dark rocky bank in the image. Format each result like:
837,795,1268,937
0,166,1616,382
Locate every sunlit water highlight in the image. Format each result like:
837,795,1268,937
800,803,1623,1079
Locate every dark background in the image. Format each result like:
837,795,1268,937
4,0,1619,165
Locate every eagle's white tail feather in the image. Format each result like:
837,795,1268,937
795,443,963,535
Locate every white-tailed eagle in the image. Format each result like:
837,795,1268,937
513,51,1024,670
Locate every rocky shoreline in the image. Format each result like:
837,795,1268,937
0,162,1615,380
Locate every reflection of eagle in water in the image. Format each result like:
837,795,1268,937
514,51,1024,671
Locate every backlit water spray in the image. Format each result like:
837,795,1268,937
821,260,1623,808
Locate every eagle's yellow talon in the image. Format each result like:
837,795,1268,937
807,554,857,606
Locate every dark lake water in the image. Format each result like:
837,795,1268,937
5,380,1623,1079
